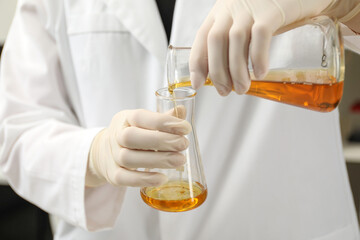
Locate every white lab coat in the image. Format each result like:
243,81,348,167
0,0,359,239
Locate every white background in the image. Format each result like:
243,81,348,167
0,0,17,43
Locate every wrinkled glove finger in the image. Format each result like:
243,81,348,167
207,13,233,96
189,14,214,90
112,167,168,187
114,148,185,169
122,109,191,135
229,13,253,95
117,126,189,151
249,21,273,80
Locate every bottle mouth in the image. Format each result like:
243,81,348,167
156,87,197,100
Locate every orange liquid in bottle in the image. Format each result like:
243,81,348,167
140,181,207,212
168,70,343,112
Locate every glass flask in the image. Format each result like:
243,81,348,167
140,87,207,212
167,16,344,112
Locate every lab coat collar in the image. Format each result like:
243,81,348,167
103,0,168,66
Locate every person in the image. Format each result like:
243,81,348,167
0,0,360,239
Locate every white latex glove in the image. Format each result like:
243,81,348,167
86,107,191,187
190,0,360,96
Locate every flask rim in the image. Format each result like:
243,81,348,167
155,87,197,100
168,45,191,51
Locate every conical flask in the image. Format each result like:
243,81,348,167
167,16,344,112
140,87,207,212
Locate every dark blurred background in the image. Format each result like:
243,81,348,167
0,185,52,240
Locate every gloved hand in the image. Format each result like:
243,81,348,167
190,0,360,96
86,107,191,187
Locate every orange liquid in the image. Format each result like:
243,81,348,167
169,76,344,112
140,181,207,212
247,80,343,112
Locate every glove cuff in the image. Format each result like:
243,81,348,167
340,3,360,35
86,129,107,187
321,0,338,14
339,3,360,22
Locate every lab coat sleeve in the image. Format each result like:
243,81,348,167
0,0,126,231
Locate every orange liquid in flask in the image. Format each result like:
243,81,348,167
168,70,344,112
141,181,207,212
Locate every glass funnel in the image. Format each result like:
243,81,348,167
167,16,344,112
140,87,207,212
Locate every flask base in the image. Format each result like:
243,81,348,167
140,181,207,212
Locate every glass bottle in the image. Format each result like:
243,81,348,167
167,16,344,112
140,87,207,212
